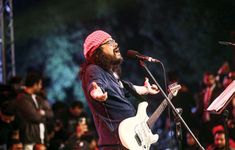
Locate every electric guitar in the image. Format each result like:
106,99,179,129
118,83,181,150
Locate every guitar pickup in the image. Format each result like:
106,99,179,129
134,134,141,146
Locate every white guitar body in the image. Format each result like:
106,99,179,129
118,102,159,150
119,83,181,150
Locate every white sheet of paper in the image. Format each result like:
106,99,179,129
207,80,235,112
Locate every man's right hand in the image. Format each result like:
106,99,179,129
90,82,108,101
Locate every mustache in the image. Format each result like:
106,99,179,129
113,46,120,52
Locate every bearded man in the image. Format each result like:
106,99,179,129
80,30,159,150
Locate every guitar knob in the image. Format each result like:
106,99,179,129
151,134,159,143
176,108,183,114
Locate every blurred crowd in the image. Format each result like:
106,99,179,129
1,62,235,150
153,62,235,150
0,72,98,150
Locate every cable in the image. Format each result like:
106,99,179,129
158,60,174,149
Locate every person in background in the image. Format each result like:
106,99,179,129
80,30,159,150
63,101,87,137
8,139,23,150
194,72,223,145
64,117,89,150
33,144,47,150
14,72,53,150
222,71,235,89
206,125,235,150
227,96,235,141
0,101,18,150
89,138,99,150
185,130,200,150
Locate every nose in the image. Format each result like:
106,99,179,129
113,41,118,47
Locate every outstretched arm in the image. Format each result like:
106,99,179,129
134,78,159,95
90,82,108,101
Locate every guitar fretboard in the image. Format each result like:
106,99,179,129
147,93,174,129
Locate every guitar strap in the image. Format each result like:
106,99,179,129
121,80,147,102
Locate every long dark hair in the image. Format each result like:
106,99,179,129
79,47,122,80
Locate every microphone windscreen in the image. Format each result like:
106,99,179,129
126,50,139,59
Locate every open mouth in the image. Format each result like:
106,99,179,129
114,47,120,54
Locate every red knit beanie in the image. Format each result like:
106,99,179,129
83,30,111,59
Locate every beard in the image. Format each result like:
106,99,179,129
94,47,123,76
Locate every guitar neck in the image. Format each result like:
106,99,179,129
147,93,173,129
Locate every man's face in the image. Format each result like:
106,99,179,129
33,80,42,93
214,133,226,148
70,107,83,117
203,74,215,87
100,37,123,62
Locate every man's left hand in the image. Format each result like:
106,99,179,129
144,77,159,94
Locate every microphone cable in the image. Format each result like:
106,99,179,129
157,59,176,149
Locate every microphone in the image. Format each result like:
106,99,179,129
126,50,160,63
218,41,235,46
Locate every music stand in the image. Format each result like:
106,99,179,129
207,80,235,149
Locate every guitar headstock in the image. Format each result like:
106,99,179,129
168,82,181,96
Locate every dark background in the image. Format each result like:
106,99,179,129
13,0,235,103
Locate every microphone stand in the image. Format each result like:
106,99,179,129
223,109,229,150
138,60,205,150
174,108,183,150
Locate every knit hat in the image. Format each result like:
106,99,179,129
83,30,111,59
212,125,224,135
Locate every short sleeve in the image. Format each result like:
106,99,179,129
85,65,107,94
